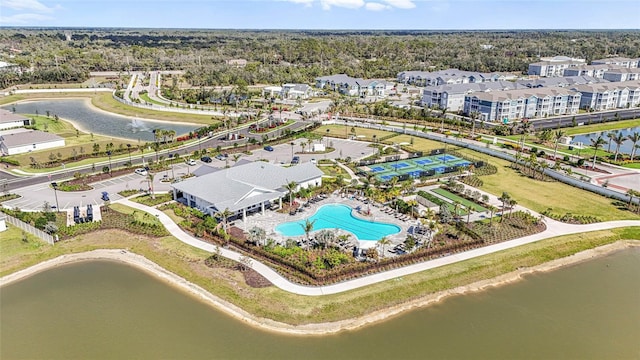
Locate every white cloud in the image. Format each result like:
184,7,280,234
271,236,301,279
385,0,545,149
319,0,365,10
0,13,53,24
381,0,416,9
286,0,314,4
2,0,55,13
365,2,391,10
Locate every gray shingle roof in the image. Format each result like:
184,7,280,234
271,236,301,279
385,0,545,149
172,162,323,213
0,109,29,124
0,130,64,147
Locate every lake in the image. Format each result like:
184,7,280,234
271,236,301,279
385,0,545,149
1,248,639,359
571,126,640,155
2,99,200,142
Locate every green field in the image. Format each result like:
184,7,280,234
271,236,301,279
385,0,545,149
406,136,639,221
432,188,487,212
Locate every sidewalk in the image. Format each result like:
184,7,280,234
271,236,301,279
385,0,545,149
117,199,640,296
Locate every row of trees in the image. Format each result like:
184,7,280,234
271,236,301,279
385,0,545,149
2,29,640,89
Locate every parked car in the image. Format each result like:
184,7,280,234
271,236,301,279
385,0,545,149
201,156,213,163
101,191,110,201
310,158,317,164
264,145,274,152
291,156,300,165
134,168,148,176
186,159,196,166
215,153,228,161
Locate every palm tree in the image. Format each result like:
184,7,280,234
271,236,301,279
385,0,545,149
466,205,472,224
626,189,636,211
552,130,565,165
300,219,316,249
452,200,461,219
284,180,297,208
590,135,607,170
215,208,233,234
508,199,517,217
612,132,627,162
377,236,391,257
406,199,418,218
606,132,616,152
498,192,511,222
627,132,640,161
486,204,497,227
140,172,155,199
538,159,549,180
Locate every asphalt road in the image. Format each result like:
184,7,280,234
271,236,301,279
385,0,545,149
0,119,312,192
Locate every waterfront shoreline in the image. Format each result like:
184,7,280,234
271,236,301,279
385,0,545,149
2,240,638,336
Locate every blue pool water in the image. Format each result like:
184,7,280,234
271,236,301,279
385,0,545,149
370,166,386,172
275,204,401,241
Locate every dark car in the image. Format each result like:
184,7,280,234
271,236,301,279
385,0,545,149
201,156,212,163
264,145,274,152
291,156,300,165
101,191,110,201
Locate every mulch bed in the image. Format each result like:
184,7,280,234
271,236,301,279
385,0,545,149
242,269,273,288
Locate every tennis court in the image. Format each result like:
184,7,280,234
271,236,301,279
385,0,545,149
358,154,474,182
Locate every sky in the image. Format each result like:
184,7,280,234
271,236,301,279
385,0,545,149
0,0,639,30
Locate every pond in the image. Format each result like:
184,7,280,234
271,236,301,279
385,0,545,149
3,99,201,141
571,126,640,155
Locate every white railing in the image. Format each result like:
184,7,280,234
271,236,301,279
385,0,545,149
4,215,56,245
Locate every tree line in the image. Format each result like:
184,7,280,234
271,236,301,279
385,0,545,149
1,29,639,89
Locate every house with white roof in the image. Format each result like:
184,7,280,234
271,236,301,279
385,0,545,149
398,69,507,86
281,83,312,100
528,60,585,77
171,161,323,221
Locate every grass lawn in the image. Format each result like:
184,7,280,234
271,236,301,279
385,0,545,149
91,92,220,125
139,92,167,106
130,193,174,207
319,164,351,179
457,151,639,221
622,162,640,169
432,188,487,212
314,124,394,142
109,203,165,227
563,118,640,136
1,225,638,326
406,136,639,221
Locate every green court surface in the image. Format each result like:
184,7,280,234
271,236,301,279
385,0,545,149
432,188,487,212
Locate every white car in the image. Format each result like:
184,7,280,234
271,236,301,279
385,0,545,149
310,158,317,164
186,159,196,166
134,168,148,176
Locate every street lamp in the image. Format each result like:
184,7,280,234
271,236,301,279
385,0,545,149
51,182,60,213
126,144,132,165
290,142,294,159
106,151,112,175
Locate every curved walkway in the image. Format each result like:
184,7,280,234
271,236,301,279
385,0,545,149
119,198,640,296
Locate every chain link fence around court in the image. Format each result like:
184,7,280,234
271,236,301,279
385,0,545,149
4,215,57,245
349,122,638,206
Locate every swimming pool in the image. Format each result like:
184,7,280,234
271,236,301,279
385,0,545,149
275,204,401,241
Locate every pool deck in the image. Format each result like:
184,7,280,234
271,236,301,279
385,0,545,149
234,192,414,251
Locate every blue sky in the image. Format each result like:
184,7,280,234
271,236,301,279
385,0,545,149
1,0,639,29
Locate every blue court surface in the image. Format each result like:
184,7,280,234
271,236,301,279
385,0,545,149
370,166,386,172
408,170,422,177
379,174,395,181
438,155,457,162
415,159,433,165
390,162,410,170
434,166,446,173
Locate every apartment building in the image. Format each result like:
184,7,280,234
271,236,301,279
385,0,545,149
315,74,393,97
421,81,524,112
562,64,620,78
603,68,640,82
397,69,514,86
517,75,607,89
591,57,639,69
527,60,585,77
571,80,640,111
463,88,581,122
